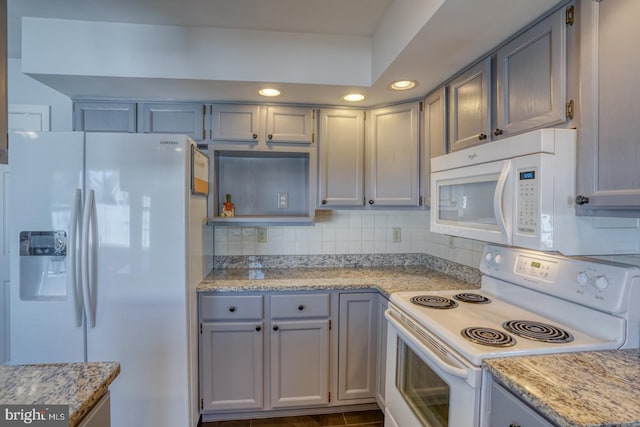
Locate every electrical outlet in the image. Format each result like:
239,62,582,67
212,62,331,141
277,192,288,209
392,227,401,243
257,228,268,243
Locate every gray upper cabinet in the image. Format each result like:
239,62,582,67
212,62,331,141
210,104,261,143
495,4,569,138
73,101,136,132
366,102,420,207
422,87,446,208
448,58,491,152
137,102,206,141
576,0,640,215
318,109,365,208
266,106,315,144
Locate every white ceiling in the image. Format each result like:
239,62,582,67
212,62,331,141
8,0,564,106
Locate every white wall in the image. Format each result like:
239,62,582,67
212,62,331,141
8,58,72,131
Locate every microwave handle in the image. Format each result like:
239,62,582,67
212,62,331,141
494,160,511,244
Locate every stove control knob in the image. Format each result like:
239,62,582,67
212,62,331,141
576,271,589,285
593,276,610,291
485,253,493,262
494,254,503,264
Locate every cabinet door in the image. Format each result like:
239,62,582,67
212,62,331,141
495,5,569,138
210,104,261,143
266,106,315,144
366,102,420,207
270,319,330,408
73,101,136,132
200,322,264,411
448,58,491,151
338,293,377,401
422,88,447,208
577,0,640,215
138,102,205,141
318,109,365,207
489,381,553,427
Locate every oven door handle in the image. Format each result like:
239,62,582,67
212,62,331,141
386,309,471,382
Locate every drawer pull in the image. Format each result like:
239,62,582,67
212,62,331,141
228,306,236,312
509,424,521,427
255,326,261,332
298,305,305,311
273,325,279,331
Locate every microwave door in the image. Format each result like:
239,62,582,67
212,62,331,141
430,160,512,244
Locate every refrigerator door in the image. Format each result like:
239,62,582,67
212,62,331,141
9,131,86,364
84,133,191,427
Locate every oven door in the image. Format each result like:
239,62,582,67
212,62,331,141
384,308,481,427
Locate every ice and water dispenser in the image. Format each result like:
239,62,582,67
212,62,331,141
19,231,67,300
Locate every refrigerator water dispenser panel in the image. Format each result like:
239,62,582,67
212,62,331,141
19,231,67,300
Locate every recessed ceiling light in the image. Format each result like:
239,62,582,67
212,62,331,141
342,93,366,102
390,80,418,91
258,88,281,97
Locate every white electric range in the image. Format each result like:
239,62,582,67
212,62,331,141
384,244,640,427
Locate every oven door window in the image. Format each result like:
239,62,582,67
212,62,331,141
397,338,449,426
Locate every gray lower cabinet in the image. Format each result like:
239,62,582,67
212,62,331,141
488,380,553,427
337,293,378,401
375,295,388,409
576,0,640,215
77,392,111,427
73,101,136,132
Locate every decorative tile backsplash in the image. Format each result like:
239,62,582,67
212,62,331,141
213,209,640,269
213,209,486,269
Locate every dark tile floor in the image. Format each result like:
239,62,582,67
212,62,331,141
200,409,384,427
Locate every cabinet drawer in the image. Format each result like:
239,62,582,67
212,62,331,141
270,293,330,319
200,295,263,321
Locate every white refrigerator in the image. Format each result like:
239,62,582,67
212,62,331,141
8,131,212,427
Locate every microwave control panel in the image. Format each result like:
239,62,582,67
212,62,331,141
517,169,537,235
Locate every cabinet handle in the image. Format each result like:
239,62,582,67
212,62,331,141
575,195,590,205
273,325,279,331
252,133,258,139
321,200,327,205
509,424,521,427
255,326,261,332
478,133,488,141
268,134,273,140
368,200,374,205
298,305,305,311
493,128,503,136
228,306,236,312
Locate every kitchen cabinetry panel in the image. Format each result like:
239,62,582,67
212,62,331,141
338,293,377,401
266,106,315,144
422,88,446,208
200,321,264,411
488,380,553,427
270,319,330,408
137,102,205,141
577,0,640,215
73,101,136,132
367,102,420,206
318,109,365,208
448,58,491,151
200,295,263,321
375,295,388,409
210,104,261,143
496,5,568,138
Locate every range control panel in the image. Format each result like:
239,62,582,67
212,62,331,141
481,244,640,314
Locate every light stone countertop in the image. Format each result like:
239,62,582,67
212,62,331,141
483,349,640,427
197,265,481,296
0,362,120,427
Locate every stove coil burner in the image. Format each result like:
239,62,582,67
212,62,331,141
453,293,491,304
410,295,458,309
502,320,574,343
461,327,516,347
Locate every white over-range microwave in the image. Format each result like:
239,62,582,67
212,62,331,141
430,128,640,255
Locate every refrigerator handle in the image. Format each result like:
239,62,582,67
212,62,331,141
81,190,98,328
69,189,84,327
